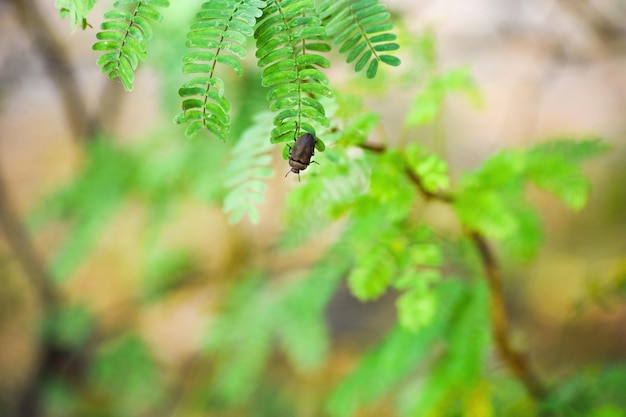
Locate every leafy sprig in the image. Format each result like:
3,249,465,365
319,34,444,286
318,0,401,78
174,0,267,139
255,0,332,145
56,0,97,29
222,112,275,224
88,0,401,140
93,0,170,91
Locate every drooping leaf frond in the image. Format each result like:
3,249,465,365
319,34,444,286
318,0,400,78
274,248,349,371
175,0,267,140
254,0,333,145
203,276,276,404
202,250,349,402
223,112,275,224
93,0,170,91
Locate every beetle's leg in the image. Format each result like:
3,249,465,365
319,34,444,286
293,121,299,141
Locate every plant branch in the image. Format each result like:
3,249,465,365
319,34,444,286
359,141,454,202
359,141,548,401
556,0,626,47
8,0,95,141
469,231,547,400
0,170,57,309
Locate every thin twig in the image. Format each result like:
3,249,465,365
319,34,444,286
556,0,626,47
469,231,547,400
359,141,548,401
0,171,57,308
358,141,454,202
403,166,454,203
9,0,93,141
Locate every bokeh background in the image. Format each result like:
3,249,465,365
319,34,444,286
1,0,625,416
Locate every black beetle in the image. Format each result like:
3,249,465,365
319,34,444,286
285,133,318,180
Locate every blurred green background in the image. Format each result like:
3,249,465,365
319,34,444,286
1,0,626,416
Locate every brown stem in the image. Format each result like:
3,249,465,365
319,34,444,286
556,0,626,47
0,172,56,308
403,166,454,203
358,141,454,202
8,0,94,141
359,141,549,401
469,231,547,400
1,4,118,416
0,169,57,417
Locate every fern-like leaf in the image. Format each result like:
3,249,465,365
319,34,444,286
203,276,276,404
93,0,170,91
255,0,332,145
175,0,267,140
402,282,490,415
223,112,275,224
275,248,349,371
318,0,400,78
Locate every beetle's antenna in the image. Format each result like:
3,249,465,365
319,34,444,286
284,169,301,182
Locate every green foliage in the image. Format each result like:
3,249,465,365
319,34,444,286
281,127,450,333
56,0,97,29
29,135,228,282
401,282,490,415
174,0,266,139
141,247,195,301
405,143,450,193
454,139,608,259
342,218,445,331
42,377,80,417
455,150,529,241
406,66,481,127
277,48,606,415
83,0,400,140
280,145,371,245
89,334,164,414
42,13,617,417
30,140,136,281
327,280,490,417
44,304,95,349
93,0,170,91
318,0,401,78
223,112,275,224
530,365,626,416
279,94,380,244
203,253,347,403
327,324,431,417
526,138,608,210
255,0,332,144
204,276,276,403
274,251,349,371
394,268,440,331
